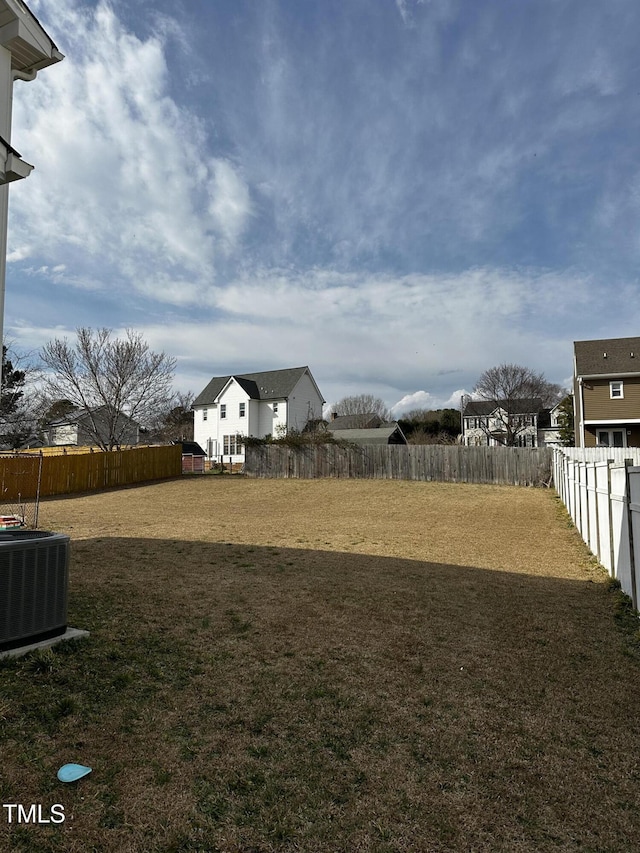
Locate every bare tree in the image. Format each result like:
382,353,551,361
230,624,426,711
472,363,565,446
407,427,458,446
331,394,392,426
149,391,195,442
40,328,176,451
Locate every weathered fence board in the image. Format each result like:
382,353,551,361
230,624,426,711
245,444,554,486
0,445,182,500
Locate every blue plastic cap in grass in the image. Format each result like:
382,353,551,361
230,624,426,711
57,764,92,783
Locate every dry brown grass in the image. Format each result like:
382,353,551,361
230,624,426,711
1,477,640,852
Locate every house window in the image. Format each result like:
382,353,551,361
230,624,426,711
597,429,625,448
220,404,226,419
223,434,243,455
610,381,624,399
273,403,279,415
203,408,208,421
516,433,535,447
239,402,246,418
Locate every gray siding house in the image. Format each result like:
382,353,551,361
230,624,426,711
46,406,140,448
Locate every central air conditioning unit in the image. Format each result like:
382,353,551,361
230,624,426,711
0,531,70,652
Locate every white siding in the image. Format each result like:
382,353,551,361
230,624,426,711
287,370,324,431
258,400,287,438
216,380,250,462
194,368,324,460
194,380,259,462
50,424,78,445
193,405,216,458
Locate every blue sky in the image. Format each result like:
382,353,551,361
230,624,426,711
6,0,640,414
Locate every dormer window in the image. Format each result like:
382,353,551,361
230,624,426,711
610,381,624,399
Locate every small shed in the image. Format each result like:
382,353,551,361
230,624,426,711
174,441,206,473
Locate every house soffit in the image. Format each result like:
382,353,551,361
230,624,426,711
0,0,63,72
578,372,640,381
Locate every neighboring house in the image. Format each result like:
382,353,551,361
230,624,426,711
46,406,140,447
193,366,325,463
536,398,572,448
462,399,542,447
328,414,407,445
327,413,384,430
574,336,640,448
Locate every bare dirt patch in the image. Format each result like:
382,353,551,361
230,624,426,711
2,477,639,852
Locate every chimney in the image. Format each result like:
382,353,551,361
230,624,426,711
331,412,338,421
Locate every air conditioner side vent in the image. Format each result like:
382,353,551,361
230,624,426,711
0,532,70,652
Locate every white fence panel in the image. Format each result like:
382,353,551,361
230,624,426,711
577,462,589,541
595,462,612,571
586,463,599,558
562,447,640,464
554,449,638,608
610,464,633,600
567,459,580,527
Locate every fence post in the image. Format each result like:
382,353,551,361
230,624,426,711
610,463,633,594
625,463,639,609
34,453,43,528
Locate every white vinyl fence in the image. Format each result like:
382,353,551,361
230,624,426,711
554,448,640,607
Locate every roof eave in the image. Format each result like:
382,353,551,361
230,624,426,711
0,2,63,74
578,371,640,380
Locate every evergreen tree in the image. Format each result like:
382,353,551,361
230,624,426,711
0,346,30,448
0,346,25,418
556,394,575,447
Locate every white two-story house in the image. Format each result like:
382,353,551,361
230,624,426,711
193,366,325,464
462,398,543,446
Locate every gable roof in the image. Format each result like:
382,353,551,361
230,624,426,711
327,413,383,430
172,440,206,456
194,367,323,406
334,424,407,445
463,398,542,417
574,336,640,377
46,405,139,428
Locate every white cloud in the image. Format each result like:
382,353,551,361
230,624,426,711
8,0,640,415
391,391,436,415
6,245,32,263
114,266,588,399
208,159,252,249
9,0,251,301
391,388,470,416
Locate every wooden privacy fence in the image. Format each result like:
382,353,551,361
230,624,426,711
245,444,554,486
0,445,182,500
554,447,640,607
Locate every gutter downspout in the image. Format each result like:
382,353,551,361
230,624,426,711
12,69,37,82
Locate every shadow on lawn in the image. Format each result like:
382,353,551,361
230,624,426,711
2,537,640,853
